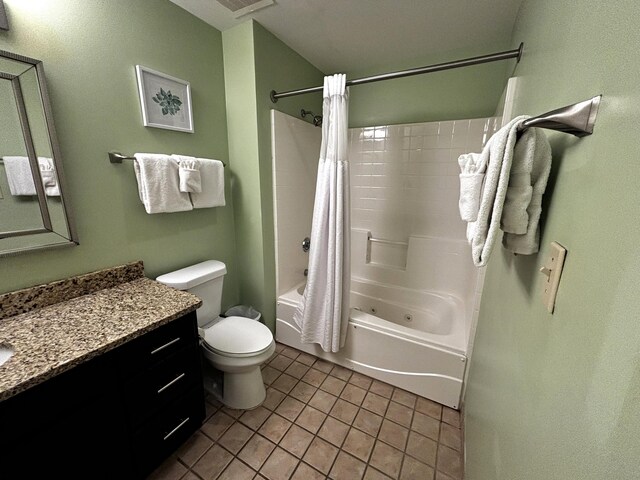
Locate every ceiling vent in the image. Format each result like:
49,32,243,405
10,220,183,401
216,0,275,18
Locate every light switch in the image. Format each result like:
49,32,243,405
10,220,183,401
539,241,567,313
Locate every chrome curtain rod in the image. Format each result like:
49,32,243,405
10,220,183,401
108,151,226,167
270,43,524,103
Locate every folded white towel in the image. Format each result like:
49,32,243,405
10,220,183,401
458,152,485,174
459,174,485,222
470,115,528,266
185,157,225,208
458,152,485,222
133,153,193,214
2,156,60,196
172,155,202,193
500,173,532,234
502,127,552,254
3,156,36,195
38,157,60,196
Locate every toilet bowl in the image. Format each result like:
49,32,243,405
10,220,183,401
157,260,274,410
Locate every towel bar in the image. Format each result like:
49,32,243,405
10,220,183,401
519,95,601,138
108,151,226,167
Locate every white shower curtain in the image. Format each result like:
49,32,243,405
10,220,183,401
293,74,351,353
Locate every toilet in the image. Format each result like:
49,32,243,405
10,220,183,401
156,260,275,410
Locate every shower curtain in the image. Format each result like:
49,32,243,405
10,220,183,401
294,74,351,353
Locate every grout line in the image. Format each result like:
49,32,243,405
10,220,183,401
185,343,459,480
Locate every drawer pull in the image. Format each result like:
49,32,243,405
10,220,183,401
163,417,190,441
157,373,186,394
151,337,181,355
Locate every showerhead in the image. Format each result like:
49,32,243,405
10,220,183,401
301,109,322,127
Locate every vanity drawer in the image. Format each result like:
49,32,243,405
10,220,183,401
132,387,205,477
117,311,198,376
124,345,201,423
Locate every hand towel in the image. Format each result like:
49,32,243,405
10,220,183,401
469,115,528,266
38,157,60,196
502,127,552,254
458,152,485,222
3,156,37,195
133,153,192,214
172,155,202,193
181,156,225,208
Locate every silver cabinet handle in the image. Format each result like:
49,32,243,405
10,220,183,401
151,337,180,355
163,417,190,441
157,373,186,394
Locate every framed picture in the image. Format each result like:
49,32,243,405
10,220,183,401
135,65,193,133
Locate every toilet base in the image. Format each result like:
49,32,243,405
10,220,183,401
201,341,275,410
221,366,266,409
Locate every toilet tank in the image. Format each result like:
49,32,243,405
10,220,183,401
156,260,227,326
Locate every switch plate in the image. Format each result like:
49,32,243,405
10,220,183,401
540,241,567,313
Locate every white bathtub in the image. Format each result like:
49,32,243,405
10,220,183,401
276,277,467,409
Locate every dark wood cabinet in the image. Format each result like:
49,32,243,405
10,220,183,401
0,311,205,479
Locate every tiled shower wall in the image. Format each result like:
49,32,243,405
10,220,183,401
348,118,499,336
273,112,499,332
348,118,500,241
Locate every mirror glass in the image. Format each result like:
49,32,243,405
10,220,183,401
0,51,77,256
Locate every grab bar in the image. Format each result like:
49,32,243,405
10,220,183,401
367,232,408,247
366,232,408,264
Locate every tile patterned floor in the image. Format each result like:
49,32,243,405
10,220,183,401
148,343,463,480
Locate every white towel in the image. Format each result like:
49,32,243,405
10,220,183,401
500,173,532,234
133,153,192,214
172,155,202,193
181,156,225,208
502,128,552,254
469,116,528,266
2,156,60,196
3,156,36,195
458,153,485,222
38,157,60,196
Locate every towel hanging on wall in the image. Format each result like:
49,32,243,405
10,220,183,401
133,153,193,214
459,116,552,266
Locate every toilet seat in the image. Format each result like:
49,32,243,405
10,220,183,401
202,316,273,358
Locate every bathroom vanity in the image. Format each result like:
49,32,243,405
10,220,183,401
0,262,205,478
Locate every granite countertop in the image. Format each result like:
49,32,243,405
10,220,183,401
0,277,202,402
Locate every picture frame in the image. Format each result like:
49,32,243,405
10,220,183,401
135,65,194,133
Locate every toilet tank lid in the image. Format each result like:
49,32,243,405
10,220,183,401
156,260,227,290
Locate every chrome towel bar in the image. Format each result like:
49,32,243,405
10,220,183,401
519,95,602,138
108,151,226,167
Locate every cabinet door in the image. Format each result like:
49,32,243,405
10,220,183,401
0,353,133,478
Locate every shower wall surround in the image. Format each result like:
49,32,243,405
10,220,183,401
271,110,321,296
349,118,499,331
349,118,500,240
273,111,499,348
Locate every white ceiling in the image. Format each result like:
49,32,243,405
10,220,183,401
170,0,523,74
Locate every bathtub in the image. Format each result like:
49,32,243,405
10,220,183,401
276,277,467,409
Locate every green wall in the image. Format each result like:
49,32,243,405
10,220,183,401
223,20,324,330
465,1,640,479
347,43,510,128
0,0,239,309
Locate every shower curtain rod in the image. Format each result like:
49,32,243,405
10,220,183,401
270,43,524,103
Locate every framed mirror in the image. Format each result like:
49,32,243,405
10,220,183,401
0,50,78,257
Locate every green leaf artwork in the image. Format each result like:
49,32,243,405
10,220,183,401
151,87,183,115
